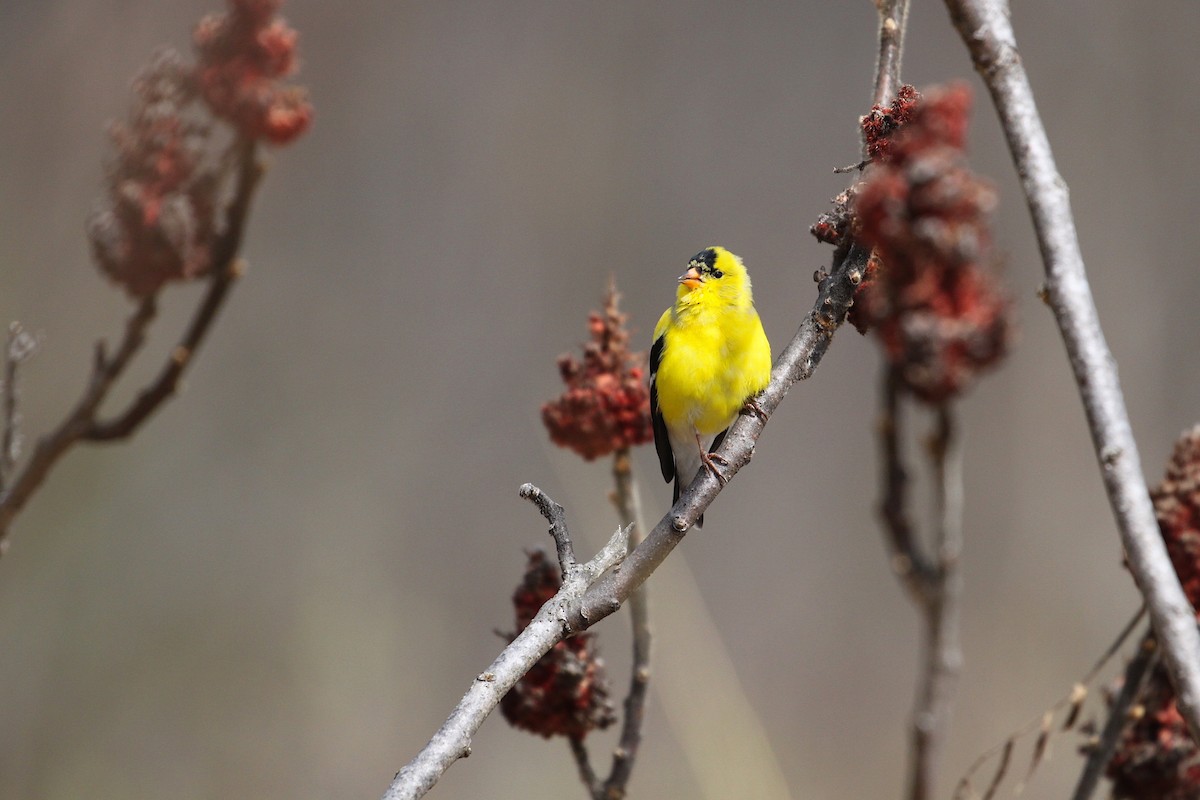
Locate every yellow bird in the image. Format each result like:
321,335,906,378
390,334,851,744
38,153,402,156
649,246,772,526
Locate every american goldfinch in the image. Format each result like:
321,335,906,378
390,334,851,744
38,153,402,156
649,247,771,526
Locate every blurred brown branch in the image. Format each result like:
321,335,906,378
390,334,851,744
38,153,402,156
85,139,262,441
882,389,963,800
602,449,652,799
0,140,262,554
943,0,1200,743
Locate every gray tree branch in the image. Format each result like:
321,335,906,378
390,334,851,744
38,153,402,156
942,0,1200,742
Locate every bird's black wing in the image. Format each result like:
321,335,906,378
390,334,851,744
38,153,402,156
649,332,674,483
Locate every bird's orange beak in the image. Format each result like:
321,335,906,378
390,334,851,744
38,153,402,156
677,266,703,289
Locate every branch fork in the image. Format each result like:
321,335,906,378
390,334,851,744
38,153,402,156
384,487,630,800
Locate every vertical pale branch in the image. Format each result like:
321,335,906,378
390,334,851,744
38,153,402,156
942,0,1200,740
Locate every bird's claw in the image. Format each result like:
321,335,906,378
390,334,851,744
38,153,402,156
701,452,729,485
741,397,769,421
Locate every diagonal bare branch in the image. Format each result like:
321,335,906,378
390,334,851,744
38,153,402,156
943,0,1200,742
382,5,917,796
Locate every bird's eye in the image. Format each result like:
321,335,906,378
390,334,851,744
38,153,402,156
712,269,723,279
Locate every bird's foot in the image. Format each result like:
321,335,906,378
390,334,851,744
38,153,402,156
741,397,769,421
701,451,729,485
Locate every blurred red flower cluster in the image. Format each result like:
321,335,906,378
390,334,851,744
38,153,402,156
542,282,654,460
194,0,313,144
88,0,311,298
1107,426,1200,799
851,83,1011,404
88,52,217,297
862,83,921,163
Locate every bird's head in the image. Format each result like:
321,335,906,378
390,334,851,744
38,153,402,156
675,246,753,308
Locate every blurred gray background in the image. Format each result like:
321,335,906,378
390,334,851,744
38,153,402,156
0,2,1197,798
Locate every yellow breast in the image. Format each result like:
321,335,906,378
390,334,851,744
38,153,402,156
655,304,771,436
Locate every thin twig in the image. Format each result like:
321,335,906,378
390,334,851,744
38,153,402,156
953,607,1146,799
1,329,18,487
872,0,911,109
519,483,578,575
1070,631,1157,800
909,405,964,800
0,138,262,552
0,296,156,552
943,0,1200,741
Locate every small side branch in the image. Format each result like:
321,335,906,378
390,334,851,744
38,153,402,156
599,449,652,799
0,296,157,550
568,736,602,797
519,483,577,575
943,0,1200,741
